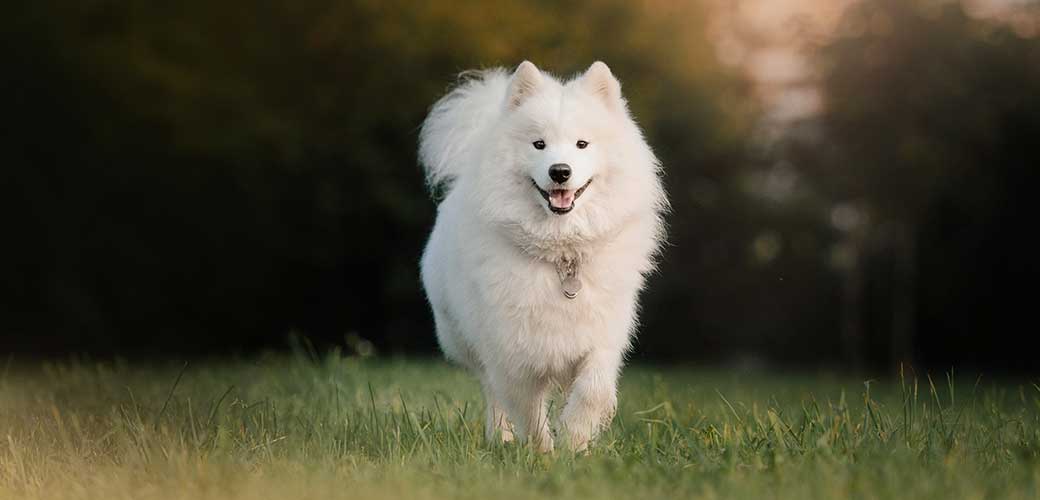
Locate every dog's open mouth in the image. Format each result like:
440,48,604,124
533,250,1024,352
532,178,593,214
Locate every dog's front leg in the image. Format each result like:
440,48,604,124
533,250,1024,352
559,350,621,452
488,370,553,452
481,378,514,443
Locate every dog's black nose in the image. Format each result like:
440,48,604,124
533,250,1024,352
548,163,571,183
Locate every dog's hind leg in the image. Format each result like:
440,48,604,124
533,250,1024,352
559,350,622,452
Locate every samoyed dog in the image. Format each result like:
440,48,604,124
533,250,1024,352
419,61,666,452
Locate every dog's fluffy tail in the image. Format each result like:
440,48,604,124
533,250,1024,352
419,68,509,193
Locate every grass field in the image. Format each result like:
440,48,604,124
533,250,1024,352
1,353,1038,499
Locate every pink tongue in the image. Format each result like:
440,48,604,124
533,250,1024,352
549,190,575,209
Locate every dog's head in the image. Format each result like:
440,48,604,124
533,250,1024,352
475,61,665,251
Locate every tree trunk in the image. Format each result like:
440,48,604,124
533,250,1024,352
891,223,917,371
840,241,864,374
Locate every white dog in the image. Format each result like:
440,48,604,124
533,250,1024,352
419,61,666,452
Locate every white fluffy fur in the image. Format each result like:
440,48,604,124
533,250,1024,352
419,61,666,452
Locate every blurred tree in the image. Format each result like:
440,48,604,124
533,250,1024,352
1,0,755,358
3,0,1036,372
789,0,1040,370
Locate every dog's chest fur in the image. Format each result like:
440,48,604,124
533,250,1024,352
465,229,641,375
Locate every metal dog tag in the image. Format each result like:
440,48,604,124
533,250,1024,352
562,276,582,299
555,257,582,299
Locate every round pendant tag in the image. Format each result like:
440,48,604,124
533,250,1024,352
562,276,582,299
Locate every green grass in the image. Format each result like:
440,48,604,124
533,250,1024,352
1,353,1039,499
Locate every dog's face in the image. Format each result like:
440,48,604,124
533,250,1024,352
476,61,664,249
504,62,620,216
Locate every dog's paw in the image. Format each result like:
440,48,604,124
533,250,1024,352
564,433,590,453
499,427,515,443
485,425,515,444
532,434,555,454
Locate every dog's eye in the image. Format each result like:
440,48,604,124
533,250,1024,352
576,140,589,149
532,140,546,150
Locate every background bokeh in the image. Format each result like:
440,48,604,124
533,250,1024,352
3,0,1038,372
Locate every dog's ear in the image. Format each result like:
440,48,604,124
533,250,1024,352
506,61,543,109
581,61,622,110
